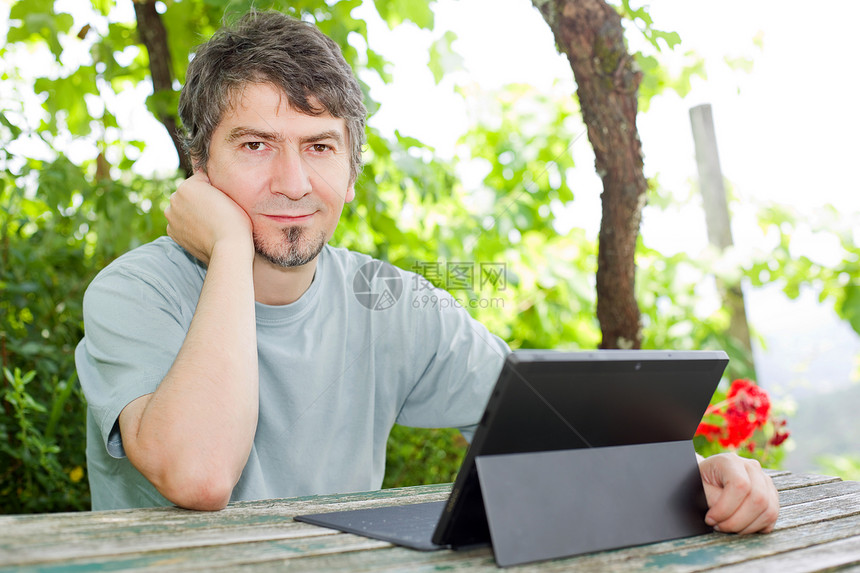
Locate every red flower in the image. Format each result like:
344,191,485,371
696,422,723,440
719,407,756,447
696,377,789,458
769,420,790,447
769,431,790,447
711,379,771,448
726,379,771,429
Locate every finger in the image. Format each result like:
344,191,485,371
703,460,754,525
727,470,779,534
719,498,774,534
711,464,778,534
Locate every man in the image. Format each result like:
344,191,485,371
76,10,778,534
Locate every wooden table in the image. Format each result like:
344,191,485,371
1,470,859,571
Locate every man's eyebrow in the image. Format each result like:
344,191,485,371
225,127,345,147
299,129,345,146
225,127,284,143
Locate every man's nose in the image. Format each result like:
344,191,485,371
271,147,312,199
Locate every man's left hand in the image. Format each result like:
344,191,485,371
699,453,779,534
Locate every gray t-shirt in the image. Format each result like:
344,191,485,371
76,237,509,510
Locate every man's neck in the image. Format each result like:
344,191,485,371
252,253,319,306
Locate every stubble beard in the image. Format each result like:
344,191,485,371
254,226,328,268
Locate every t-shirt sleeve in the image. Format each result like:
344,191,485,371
394,287,510,438
75,265,194,458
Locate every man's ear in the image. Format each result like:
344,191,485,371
345,180,356,203
191,155,206,176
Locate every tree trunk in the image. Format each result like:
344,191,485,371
133,0,193,177
532,0,646,349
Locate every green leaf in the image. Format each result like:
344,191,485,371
145,89,180,121
0,111,24,140
93,0,116,17
34,66,99,136
839,284,860,336
44,373,77,441
373,0,434,30
7,2,75,60
724,55,755,73
428,30,463,84
650,29,681,51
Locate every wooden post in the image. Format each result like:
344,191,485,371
689,104,755,380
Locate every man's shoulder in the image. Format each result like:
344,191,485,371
97,236,202,278
321,244,375,270
322,245,420,280
87,236,205,301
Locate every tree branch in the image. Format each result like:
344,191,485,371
133,0,192,177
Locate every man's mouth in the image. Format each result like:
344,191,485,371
263,212,316,224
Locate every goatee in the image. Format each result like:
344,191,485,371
254,226,327,267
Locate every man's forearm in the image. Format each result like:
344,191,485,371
123,239,258,509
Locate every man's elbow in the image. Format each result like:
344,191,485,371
157,470,235,511
128,447,236,510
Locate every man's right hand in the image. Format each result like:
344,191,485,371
165,171,253,265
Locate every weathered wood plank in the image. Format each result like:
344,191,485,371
1,532,397,572
264,492,860,572
233,513,860,572
7,495,859,573
776,492,860,530
771,472,842,491
0,483,451,534
0,488,452,566
704,534,860,573
779,480,860,508
0,521,336,567
234,545,495,572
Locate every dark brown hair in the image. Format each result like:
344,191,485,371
178,11,367,180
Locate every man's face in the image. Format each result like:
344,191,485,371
205,82,355,267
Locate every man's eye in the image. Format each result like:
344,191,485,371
244,142,265,151
311,143,330,153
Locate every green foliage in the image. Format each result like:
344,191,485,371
815,454,860,481
383,426,466,488
428,30,463,84
0,146,171,512
1,368,85,512
373,0,435,30
746,203,860,337
615,0,706,111
636,243,756,381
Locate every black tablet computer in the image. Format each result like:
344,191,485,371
295,349,728,552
